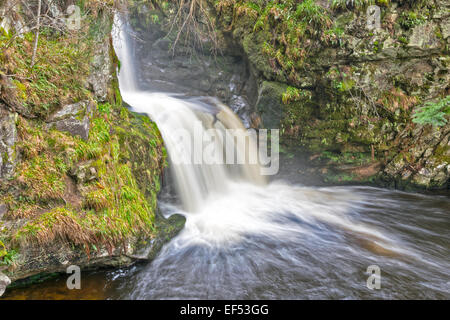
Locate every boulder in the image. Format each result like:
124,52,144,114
0,74,34,118
46,100,94,140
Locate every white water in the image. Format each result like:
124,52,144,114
112,16,405,256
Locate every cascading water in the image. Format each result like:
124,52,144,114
104,16,450,299
113,16,394,245
113,16,265,212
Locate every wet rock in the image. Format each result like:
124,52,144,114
46,101,94,140
144,213,186,260
0,107,18,179
0,272,11,297
412,168,433,187
229,95,252,128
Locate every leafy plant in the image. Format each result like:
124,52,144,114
398,11,426,30
412,96,450,127
0,240,18,266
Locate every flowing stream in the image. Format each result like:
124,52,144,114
3,16,449,300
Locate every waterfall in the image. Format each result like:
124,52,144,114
112,15,406,259
113,15,265,212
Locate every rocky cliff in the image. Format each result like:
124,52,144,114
135,0,449,190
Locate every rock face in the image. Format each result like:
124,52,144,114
46,100,94,140
382,125,450,189
0,107,18,179
206,0,450,190
88,12,113,102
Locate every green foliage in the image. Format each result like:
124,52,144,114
216,0,333,84
412,96,450,127
282,86,312,104
0,240,17,266
398,11,426,30
0,29,92,117
296,0,330,28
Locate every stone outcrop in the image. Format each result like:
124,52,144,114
88,13,113,102
46,100,94,140
207,0,450,190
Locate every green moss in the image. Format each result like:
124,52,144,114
6,99,165,251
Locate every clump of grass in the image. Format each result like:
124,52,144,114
379,87,418,114
14,207,97,247
398,11,426,30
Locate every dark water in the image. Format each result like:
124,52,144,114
3,185,449,300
